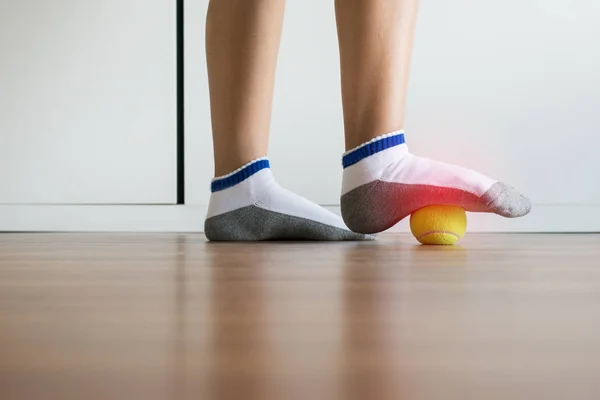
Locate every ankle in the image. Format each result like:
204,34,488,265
342,130,407,169
210,157,273,200
344,123,405,151
214,154,268,177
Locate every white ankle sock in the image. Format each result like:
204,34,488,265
340,131,532,234
205,158,373,241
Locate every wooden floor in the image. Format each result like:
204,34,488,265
1,233,599,400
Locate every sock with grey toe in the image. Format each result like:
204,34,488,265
205,158,373,241
340,131,532,234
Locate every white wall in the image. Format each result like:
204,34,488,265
186,0,600,217
405,0,600,206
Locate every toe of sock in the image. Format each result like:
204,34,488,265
482,182,532,218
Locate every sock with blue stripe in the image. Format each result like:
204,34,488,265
340,130,532,234
205,158,374,241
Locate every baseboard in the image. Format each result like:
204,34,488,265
0,204,598,233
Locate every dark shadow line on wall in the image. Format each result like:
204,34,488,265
177,0,185,204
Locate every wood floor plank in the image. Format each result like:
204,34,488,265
0,234,599,399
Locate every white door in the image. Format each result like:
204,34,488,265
0,0,177,204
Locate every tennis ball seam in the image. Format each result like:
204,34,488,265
416,230,460,241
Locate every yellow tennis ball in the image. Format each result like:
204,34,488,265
410,205,467,245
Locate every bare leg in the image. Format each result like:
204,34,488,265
336,0,531,234
206,0,285,176
335,0,418,150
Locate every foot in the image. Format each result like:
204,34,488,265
205,158,374,241
340,131,532,234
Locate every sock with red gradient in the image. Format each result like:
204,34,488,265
340,130,532,234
